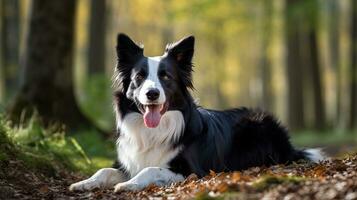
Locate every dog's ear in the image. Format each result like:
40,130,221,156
165,36,195,89
115,33,143,91
165,36,194,64
116,33,143,66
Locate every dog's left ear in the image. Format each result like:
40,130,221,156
116,33,144,66
165,36,195,89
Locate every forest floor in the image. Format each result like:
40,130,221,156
2,154,357,200
1,117,357,200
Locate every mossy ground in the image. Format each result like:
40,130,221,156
0,115,114,177
0,114,116,199
251,175,306,191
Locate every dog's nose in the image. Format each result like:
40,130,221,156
146,89,160,101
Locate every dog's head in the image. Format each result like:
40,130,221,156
115,33,195,128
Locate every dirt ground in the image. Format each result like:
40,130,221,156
1,153,356,200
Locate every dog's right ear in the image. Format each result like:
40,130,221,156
116,33,144,66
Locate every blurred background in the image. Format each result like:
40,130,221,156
0,0,356,158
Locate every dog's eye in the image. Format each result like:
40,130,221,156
135,74,144,81
159,72,170,80
162,75,170,80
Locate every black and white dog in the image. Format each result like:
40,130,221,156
70,34,324,192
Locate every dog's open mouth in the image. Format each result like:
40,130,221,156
142,103,168,128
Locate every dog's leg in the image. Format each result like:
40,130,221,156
114,167,184,192
69,168,127,191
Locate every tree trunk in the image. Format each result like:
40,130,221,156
88,0,106,75
285,0,305,131
260,0,274,111
0,0,20,100
308,29,326,130
350,0,357,129
212,36,228,109
0,1,4,103
328,0,341,125
304,0,326,130
8,0,100,132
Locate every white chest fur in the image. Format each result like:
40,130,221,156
116,111,185,177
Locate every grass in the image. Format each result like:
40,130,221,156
0,114,115,176
0,117,16,161
0,116,57,176
72,130,116,170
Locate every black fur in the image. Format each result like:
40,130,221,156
113,33,312,178
169,107,308,177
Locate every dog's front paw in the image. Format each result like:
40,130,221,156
69,180,99,191
114,182,142,193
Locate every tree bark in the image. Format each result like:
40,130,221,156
285,0,305,131
350,0,357,129
307,29,326,130
0,0,20,100
0,1,4,103
260,0,274,111
304,0,326,130
328,0,341,125
88,0,106,75
8,0,100,132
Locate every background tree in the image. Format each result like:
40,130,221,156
0,1,4,103
259,0,274,111
350,0,357,129
8,0,98,132
328,0,341,125
88,0,107,75
285,0,305,131
303,0,326,130
0,0,20,101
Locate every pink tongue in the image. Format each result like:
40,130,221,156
143,105,162,128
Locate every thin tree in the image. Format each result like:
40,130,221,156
285,0,305,131
350,0,357,129
305,0,326,130
88,0,106,75
307,32,326,130
328,0,341,125
259,0,274,111
9,0,100,132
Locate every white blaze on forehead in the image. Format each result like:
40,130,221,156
138,56,166,104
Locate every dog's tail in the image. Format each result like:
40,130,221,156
294,148,328,163
304,148,329,163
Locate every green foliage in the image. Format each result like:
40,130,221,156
10,117,90,172
72,130,116,169
0,116,15,161
0,114,114,175
78,74,114,130
0,115,56,176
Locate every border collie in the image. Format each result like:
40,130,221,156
70,34,325,192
